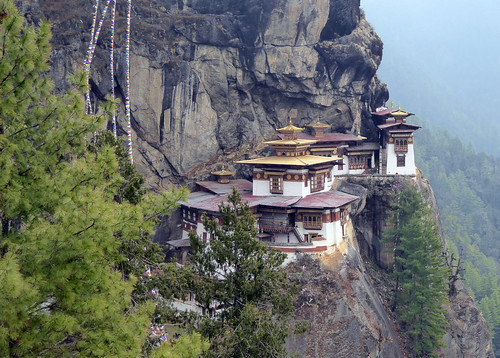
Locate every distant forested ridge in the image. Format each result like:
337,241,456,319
414,121,500,354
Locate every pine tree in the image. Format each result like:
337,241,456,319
385,184,449,357
0,1,186,356
185,189,294,358
150,332,209,358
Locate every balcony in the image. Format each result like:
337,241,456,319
258,219,293,234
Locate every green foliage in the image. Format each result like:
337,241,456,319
0,1,187,355
185,189,294,358
88,130,146,205
150,332,209,358
414,121,500,353
385,184,449,357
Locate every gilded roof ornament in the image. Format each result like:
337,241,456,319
211,165,235,177
276,119,304,134
306,117,330,129
391,105,412,118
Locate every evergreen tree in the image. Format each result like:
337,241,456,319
0,1,186,356
185,189,294,358
385,184,449,357
150,332,209,358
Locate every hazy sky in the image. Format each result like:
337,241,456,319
361,0,500,153
362,0,500,96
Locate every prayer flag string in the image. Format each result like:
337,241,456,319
84,0,99,114
84,0,112,114
110,0,117,138
84,0,134,163
125,0,134,163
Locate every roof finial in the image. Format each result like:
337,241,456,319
398,104,401,111
288,115,293,125
391,101,394,109
316,116,321,124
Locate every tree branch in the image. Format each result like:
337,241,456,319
72,219,96,236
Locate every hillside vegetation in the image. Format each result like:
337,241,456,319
414,122,500,355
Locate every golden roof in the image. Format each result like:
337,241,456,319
264,139,318,146
306,117,330,129
391,105,411,118
276,118,304,134
211,165,235,176
236,155,341,166
309,147,337,151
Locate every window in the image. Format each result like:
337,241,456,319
303,214,322,229
337,159,344,170
269,175,283,194
397,154,406,167
186,210,197,223
340,210,347,224
310,174,324,193
349,155,369,170
394,138,408,152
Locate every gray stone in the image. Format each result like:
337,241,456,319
35,0,388,188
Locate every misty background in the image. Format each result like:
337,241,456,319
362,0,500,155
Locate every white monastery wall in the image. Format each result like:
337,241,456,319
284,180,310,197
386,144,416,175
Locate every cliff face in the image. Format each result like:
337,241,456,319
286,241,405,357
27,0,387,189
342,174,494,358
285,175,494,358
23,0,494,356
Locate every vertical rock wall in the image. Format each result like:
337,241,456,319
33,0,388,189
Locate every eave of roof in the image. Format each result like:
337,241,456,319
236,155,340,166
346,142,380,151
264,139,318,146
181,190,359,212
292,190,358,209
196,179,253,195
377,122,421,130
280,132,363,142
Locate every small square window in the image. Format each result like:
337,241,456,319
269,175,283,194
397,155,406,167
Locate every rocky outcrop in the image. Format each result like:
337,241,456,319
286,243,404,358
344,175,494,357
30,0,388,189
285,175,494,357
438,280,494,358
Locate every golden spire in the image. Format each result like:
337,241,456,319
276,118,304,140
211,165,235,184
391,105,413,122
305,117,329,138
